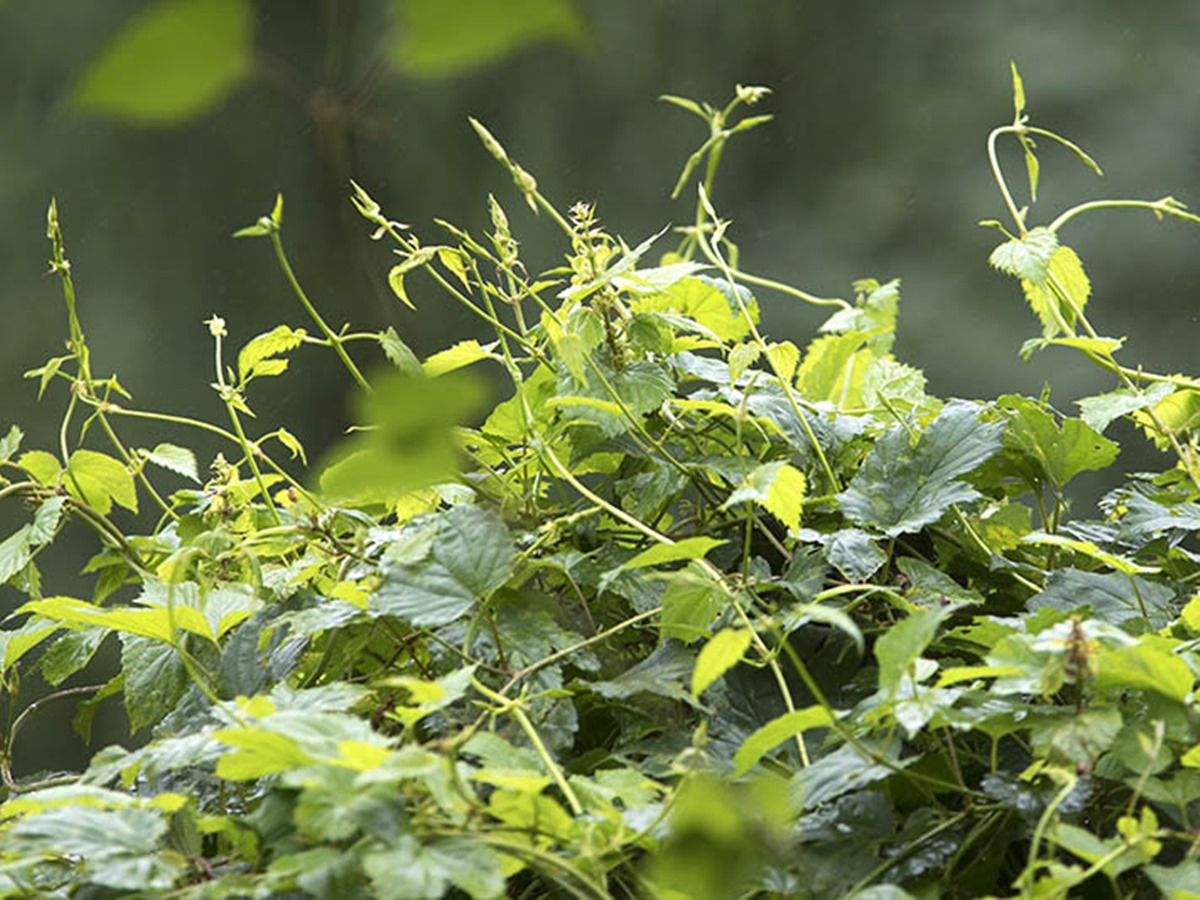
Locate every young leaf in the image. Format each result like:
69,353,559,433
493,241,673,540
1095,641,1193,703
72,0,253,125
875,607,946,696
1077,382,1174,434
723,460,807,533
1020,245,1091,337
837,401,1003,536
67,449,138,515
692,627,753,698
623,537,725,571
141,443,200,483
238,325,306,383
732,706,834,777
422,339,495,377
989,226,1058,285
0,424,22,464
378,326,423,376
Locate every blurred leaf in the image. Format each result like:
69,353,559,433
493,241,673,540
72,0,253,125
1095,640,1192,703
391,0,585,78
692,627,752,697
0,424,22,463
378,326,423,376
318,371,484,504
214,727,316,780
660,566,726,642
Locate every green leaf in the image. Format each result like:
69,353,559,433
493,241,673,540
998,395,1119,489
387,247,437,309
373,507,513,627
732,706,834,776
17,449,61,486
1011,61,1026,118
623,537,725,571
837,401,1003,536
0,525,33,587
237,325,306,383
1031,569,1175,629
825,528,887,581
378,326,423,376
692,628,753,698
723,460,806,533
422,339,495,376
121,635,187,733
1077,382,1174,434
633,276,757,342
989,226,1058,285
141,443,199,483
214,727,317,780
390,0,585,78
1020,245,1091,338
0,424,22,463
0,619,60,673
659,566,727,642
67,449,138,515
72,0,252,125
1095,640,1193,703
875,607,946,696
318,371,484,504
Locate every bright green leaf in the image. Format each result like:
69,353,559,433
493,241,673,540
989,226,1058,285
67,449,138,515
1095,641,1193,703
875,607,946,696
72,0,252,125
390,0,585,78
238,325,306,383
623,537,725,571
422,339,495,376
141,443,199,483
733,706,834,776
692,627,752,697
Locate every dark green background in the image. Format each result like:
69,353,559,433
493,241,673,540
3,1,1200,768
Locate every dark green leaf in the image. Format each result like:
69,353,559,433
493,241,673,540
998,395,1118,488
121,634,187,733
1031,568,1175,629
837,401,1003,536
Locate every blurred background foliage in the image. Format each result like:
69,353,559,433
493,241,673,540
2,2,1200,744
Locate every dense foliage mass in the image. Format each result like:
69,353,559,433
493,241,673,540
4,74,1200,898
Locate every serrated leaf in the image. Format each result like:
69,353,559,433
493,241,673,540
728,342,761,383
67,449,137,515
423,339,494,376
837,401,1003,536
0,525,34,587
989,226,1058,285
724,460,806,533
623,537,725,571
1077,382,1174,434
691,627,752,697
237,325,306,383
0,424,22,463
998,395,1118,488
390,0,585,78
1020,245,1091,338
141,443,199,483
633,276,757,342
765,340,799,383
72,0,252,125
732,706,834,776
659,566,726,643
379,326,423,376
121,634,187,732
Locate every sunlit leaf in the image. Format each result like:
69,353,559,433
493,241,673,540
67,449,138,515
733,706,834,776
692,627,752,697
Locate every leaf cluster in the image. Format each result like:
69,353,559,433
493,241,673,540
3,75,1200,898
